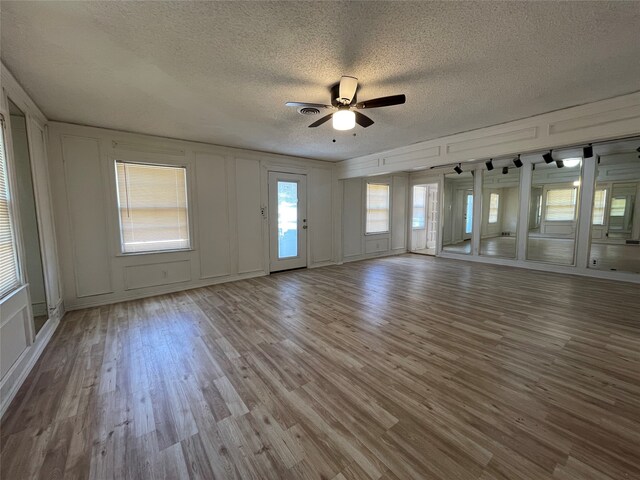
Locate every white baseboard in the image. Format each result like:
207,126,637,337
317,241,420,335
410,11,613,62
0,301,63,419
343,248,407,264
308,260,337,269
64,269,268,311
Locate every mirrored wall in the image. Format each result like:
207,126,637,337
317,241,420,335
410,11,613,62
9,99,49,334
480,163,520,258
527,155,582,265
589,143,640,274
442,171,474,254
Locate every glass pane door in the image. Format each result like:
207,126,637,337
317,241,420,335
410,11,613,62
277,181,298,259
268,172,307,272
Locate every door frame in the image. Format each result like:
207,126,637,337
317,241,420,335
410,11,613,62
409,182,439,255
267,170,308,273
408,173,443,256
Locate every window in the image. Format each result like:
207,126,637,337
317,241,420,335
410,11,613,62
366,183,390,233
464,192,473,234
412,185,426,228
115,161,190,253
0,117,20,298
488,193,500,224
545,187,577,221
610,197,627,217
592,188,607,225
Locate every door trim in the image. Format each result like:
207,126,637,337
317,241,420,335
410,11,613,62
268,171,308,272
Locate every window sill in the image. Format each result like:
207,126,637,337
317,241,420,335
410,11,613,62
115,248,194,257
364,231,390,236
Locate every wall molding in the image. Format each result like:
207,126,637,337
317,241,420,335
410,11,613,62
338,92,640,179
1,299,63,418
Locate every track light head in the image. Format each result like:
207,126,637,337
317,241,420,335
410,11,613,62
513,155,523,168
583,144,593,158
502,166,509,175
556,159,564,168
485,159,494,171
454,164,462,174
543,151,554,164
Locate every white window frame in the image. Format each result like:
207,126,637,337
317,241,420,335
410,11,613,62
365,182,391,235
0,113,22,299
412,185,427,229
544,186,578,222
114,159,193,255
591,187,608,226
488,192,500,224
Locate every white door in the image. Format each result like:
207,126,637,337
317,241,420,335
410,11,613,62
410,183,439,255
426,183,439,251
268,172,307,272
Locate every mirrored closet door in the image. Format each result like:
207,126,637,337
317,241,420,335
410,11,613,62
8,99,49,334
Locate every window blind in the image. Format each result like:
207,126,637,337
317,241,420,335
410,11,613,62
0,117,20,298
366,183,390,233
488,193,500,224
545,188,577,221
610,197,627,217
115,161,190,253
592,189,607,225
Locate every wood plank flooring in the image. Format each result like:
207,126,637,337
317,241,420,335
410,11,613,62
2,255,639,479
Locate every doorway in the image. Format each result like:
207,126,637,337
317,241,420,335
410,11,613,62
410,183,439,255
268,172,307,272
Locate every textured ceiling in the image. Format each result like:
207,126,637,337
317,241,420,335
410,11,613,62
2,1,640,162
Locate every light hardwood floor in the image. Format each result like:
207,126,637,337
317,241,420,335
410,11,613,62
1,255,639,479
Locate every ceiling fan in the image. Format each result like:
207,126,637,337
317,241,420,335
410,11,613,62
286,76,406,130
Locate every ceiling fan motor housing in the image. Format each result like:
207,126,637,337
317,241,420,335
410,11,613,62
331,83,357,106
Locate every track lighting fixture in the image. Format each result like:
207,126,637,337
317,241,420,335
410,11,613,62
513,155,523,168
543,151,554,164
583,144,593,158
454,164,463,174
556,159,564,168
502,166,509,175
485,159,494,171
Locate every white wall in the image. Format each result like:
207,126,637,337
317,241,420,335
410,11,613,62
47,122,337,310
341,174,408,262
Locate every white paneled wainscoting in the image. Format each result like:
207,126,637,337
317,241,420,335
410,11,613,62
47,122,338,310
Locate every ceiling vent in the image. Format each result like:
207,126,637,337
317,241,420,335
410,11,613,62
298,107,320,115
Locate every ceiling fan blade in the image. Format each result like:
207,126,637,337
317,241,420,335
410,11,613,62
308,113,333,128
354,111,374,128
339,76,358,104
355,94,406,109
285,102,334,109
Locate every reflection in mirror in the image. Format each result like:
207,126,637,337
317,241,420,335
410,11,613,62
442,171,474,254
9,99,49,334
527,157,582,265
410,183,439,255
480,165,520,258
589,142,640,273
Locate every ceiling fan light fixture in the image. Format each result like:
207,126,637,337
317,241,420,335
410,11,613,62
333,109,356,130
